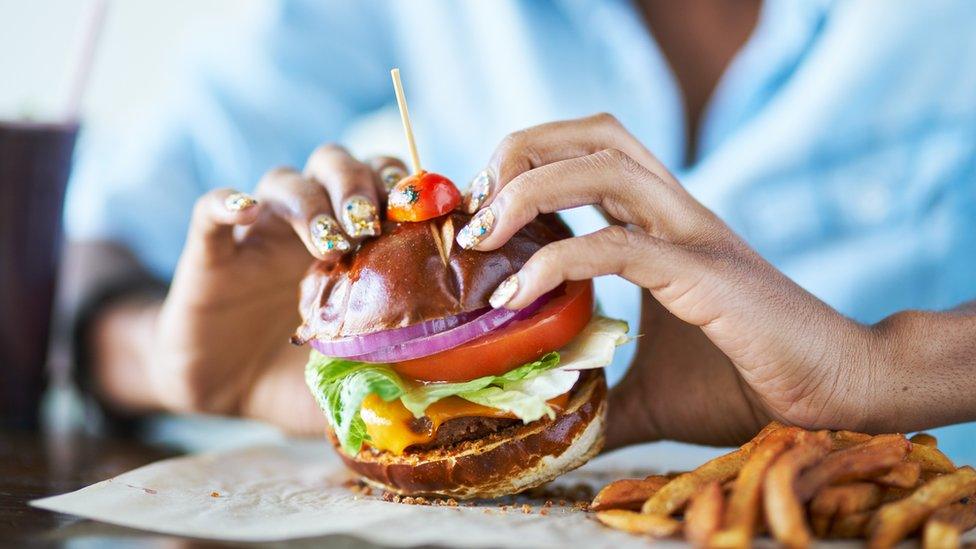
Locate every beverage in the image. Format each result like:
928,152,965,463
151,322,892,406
0,120,78,430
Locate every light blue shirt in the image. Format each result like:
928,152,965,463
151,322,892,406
66,0,976,460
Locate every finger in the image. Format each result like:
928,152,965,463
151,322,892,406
185,188,260,260
304,145,381,239
456,148,711,252
464,112,677,214
253,166,351,260
487,226,702,311
366,155,409,197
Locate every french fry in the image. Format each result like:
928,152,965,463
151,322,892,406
868,466,976,549
641,422,784,516
830,430,872,450
764,431,832,549
810,482,882,517
880,485,916,503
809,483,882,537
796,434,910,500
591,475,671,511
595,510,681,537
923,500,976,549
923,519,961,549
710,427,802,549
829,510,872,538
685,481,724,547
909,444,956,474
874,461,922,488
911,432,938,448
837,431,954,473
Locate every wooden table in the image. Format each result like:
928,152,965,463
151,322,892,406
0,429,383,547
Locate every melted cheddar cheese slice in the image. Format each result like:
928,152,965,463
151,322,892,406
360,393,570,455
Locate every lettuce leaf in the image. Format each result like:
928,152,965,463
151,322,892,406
304,357,405,455
304,316,629,455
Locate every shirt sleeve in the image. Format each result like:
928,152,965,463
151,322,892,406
65,0,397,280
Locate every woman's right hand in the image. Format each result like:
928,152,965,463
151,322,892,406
96,145,407,435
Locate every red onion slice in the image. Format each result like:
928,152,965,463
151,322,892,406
310,308,487,358
311,291,552,363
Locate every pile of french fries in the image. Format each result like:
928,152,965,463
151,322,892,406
592,422,976,548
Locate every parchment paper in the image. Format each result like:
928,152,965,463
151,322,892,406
32,439,973,547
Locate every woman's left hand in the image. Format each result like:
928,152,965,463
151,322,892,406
456,113,881,448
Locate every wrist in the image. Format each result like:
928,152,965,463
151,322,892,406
859,309,976,433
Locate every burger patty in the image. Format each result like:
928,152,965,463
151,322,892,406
408,416,520,452
403,371,597,453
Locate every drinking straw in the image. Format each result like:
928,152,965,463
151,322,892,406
63,0,108,121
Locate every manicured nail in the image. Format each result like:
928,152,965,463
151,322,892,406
379,165,407,192
224,192,257,211
456,207,495,249
464,170,492,214
489,274,519,308
341,196,380,237
310,214,350,254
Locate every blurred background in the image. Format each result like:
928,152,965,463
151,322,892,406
0,0,265,130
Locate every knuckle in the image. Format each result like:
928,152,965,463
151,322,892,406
590,111,622,129
600,225,640,252
305,143,347,172
531,243,564,274
258,165,298,187
499,130,529,154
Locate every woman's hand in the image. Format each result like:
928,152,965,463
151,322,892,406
96,145,407,435
456,113,881,448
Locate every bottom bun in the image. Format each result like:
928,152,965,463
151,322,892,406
329,370,607,499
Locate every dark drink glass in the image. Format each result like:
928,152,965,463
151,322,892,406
0,120,79,430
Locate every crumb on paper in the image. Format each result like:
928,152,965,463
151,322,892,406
344,479,373,497
521,504,532,514
573,501,590,512
210,491,220,498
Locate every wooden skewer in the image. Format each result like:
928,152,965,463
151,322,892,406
390,68,423,175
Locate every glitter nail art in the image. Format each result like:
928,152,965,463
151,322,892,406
456,207,495,249
489,274,519,308
310,214,350,254
341,196,381,237
464,170,492,214
379,165,407,192
224,192,257,211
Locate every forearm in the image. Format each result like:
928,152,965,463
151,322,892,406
90,297,163,414
860,304,976,433
60,241,167,416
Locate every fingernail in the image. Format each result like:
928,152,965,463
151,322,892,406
489,274,519,308
379,165,407,192
341,196,380,237
224,192,257,211
456,207,495,249
310,214,350,254
464,170,492,214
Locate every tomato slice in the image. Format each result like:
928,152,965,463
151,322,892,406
387,171,461,222
392,280,594,382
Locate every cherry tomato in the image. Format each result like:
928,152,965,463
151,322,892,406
393,280,594,382
387,171,461,222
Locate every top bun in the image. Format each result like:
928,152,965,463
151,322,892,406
294,212,570,342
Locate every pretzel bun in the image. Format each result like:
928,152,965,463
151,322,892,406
331,370,607,499
294,212,571,343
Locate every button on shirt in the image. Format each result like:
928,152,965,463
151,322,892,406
66,0,976,460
